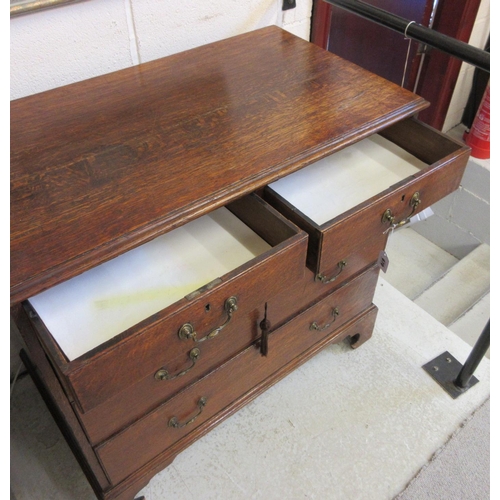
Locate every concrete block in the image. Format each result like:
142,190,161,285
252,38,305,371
384,228,458,300
412,214,481,260
451,188,490,244
282,18,312,40
449,293,490,358
11,0,133,99
414,244,489,326
132,0,283,63
430,191,455,219
460,161,490,203
11,0,313,100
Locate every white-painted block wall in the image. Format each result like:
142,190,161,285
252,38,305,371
11,0,313,100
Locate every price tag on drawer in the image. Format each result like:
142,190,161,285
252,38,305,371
377,250,390,273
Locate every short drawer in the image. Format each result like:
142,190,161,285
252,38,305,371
75,264,379,445
264,118,470,285
24,194,308,413
95,286,379,485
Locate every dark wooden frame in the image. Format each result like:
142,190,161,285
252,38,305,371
310,0,484,130
414,0,483,129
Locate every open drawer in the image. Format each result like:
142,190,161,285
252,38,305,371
24,194,308,413
74,264,380,445
95,290,379,485
264,118,470,284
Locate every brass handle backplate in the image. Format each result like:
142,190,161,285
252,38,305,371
310,307,340,331
168,397,207,429
382,192,421,231
316,260,347,284
178,296,238,343
154,348,201,381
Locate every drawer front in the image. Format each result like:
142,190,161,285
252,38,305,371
264,118,470,281
264,263,380,342
76,263,379,445
27,195,308,413
316,158,468,281
95,279,378,484
69,240,307,413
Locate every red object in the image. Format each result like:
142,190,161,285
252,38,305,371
463,84,490,159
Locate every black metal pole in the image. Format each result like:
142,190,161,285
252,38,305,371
323,0,490,73
454,320,490,390
325,0,490,398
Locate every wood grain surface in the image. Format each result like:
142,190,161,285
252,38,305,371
264,118,469,278
10,26,428,305
74,265,380,445
96,301,378,485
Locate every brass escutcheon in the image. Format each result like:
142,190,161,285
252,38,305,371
178,296,238,342
382,191,421,229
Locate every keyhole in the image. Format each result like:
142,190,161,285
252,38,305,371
205,303,211,312
401,194,406,202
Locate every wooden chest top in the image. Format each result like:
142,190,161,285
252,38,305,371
10,26,427,304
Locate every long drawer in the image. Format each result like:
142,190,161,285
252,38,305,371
95,300,379,485
71,263,379,445
24,194,308,413
264,118,469,285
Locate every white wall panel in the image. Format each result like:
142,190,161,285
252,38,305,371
10,0,312,100
131,0,281,63
10,0,132,99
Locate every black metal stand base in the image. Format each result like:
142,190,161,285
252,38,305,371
423,351,479,399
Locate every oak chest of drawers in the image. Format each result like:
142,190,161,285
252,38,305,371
10,26,469,500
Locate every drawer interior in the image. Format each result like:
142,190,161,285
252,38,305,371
28,201,280,362
268,134,423,225
267,119,466,227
